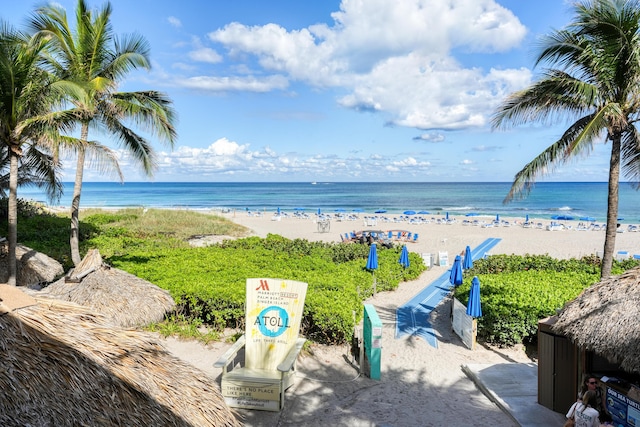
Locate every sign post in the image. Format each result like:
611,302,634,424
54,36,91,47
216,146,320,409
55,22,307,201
363,304,382,380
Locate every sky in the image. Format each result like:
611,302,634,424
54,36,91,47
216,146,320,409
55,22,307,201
1,0,617,183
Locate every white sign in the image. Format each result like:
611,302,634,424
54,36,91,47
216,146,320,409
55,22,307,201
245,279,308,370
452,298,477,350
438,251,449,267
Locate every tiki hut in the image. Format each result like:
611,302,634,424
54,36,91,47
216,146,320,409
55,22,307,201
552,266,640,374
0,284,241,427
38,249,176,328
0,242,64,286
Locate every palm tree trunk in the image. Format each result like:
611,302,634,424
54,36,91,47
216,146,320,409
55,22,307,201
70,124,88,266
601,134,621,279
7,149,19,286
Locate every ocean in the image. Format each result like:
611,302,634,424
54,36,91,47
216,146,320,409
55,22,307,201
16,181,640,223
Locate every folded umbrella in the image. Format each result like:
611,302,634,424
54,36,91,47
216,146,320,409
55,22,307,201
466,276,483,317
366,243,378,270
463,245,473,270
399,245,410,268
449,255,463,286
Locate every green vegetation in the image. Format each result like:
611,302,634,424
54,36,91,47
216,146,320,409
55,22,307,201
107,232,424,344
454,254,640,347
3,205,424,344
7,204,640,347
493,0,640,279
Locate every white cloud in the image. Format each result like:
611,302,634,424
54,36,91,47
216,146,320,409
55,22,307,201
188,47,223,64
196,0,530,131
168,16,182,28
473,145,501,152
177,75,289,92
107,140,445,181
414,133,446,143
172,62,196,71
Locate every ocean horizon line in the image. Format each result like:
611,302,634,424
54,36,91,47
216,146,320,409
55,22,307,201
18,181,640,223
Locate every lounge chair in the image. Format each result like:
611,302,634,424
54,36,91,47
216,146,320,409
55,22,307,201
616,251,630,261
215,278,308,411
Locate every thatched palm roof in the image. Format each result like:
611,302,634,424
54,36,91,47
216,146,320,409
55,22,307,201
552,266,640,374
0,243,64,286
38,249,176,328
0,286,241,427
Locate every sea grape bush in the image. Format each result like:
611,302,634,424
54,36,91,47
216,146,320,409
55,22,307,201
453,254,638,347
108,233,425,344
10,206,639,347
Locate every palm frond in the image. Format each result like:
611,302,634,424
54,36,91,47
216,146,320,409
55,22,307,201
492,71,598,129
620,124,640,186
110,91,177,144
504,113,604,203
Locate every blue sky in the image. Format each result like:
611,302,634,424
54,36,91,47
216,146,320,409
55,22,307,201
2,0,615,182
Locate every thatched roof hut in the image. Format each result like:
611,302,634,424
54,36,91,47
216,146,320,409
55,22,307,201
552,267,640,374
0,284,241,427
38,249,176,328
0,242,64,286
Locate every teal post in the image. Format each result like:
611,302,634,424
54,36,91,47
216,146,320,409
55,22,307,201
363,304,382,380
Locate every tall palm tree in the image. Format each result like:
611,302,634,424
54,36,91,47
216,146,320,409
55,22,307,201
30,0,177,265
0,145,64,200
0,22,64,285
492,0,640,279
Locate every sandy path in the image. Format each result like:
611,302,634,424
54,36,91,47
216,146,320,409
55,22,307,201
161,212,640,426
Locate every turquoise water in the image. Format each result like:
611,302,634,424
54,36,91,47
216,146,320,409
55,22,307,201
17,181,640,222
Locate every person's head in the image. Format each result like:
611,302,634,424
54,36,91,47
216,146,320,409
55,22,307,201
582,390,597,408
584,376,599,391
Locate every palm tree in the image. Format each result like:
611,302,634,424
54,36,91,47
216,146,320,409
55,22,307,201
30,0,177,265
0,22,64,285
492,0,640,279
0,145,64,200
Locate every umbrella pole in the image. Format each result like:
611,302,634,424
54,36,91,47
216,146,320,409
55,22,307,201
373,273,377,296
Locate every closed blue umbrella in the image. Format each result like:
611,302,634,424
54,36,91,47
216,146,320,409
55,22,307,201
445,212,449,220
366,243,378,270
466,276,483,317
399,245,410,268
366,243,379,295
449,255,463,286
463,245,473,270
317,208,321,215
525,214,529,223
496,214,500,222
277,207,280,215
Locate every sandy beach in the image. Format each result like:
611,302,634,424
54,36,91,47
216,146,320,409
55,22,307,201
162,212,640,426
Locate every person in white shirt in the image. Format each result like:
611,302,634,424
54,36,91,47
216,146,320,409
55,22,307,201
567,390,600,427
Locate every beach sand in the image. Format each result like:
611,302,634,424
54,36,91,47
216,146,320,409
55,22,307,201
162,212,640,426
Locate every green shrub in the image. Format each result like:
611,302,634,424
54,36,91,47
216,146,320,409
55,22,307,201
13,206,639,348
106,233,425,344
453,254,616,347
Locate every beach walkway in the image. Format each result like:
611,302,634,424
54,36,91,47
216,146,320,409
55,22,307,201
395,237,502,347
